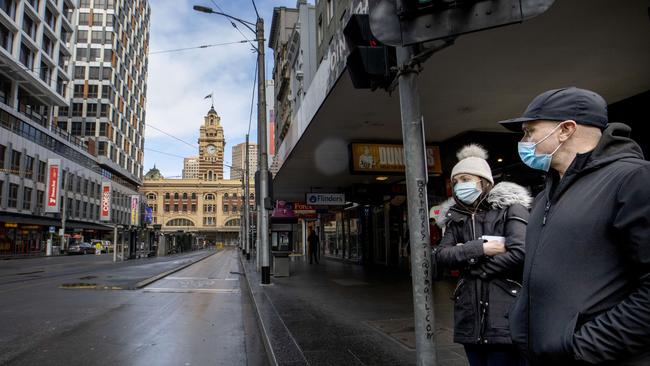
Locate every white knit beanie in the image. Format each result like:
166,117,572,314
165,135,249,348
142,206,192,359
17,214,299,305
450,144,494,185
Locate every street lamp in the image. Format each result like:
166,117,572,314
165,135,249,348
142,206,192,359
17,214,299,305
194,4,272,284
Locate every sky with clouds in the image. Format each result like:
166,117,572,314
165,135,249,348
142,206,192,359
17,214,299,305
144,0,297,179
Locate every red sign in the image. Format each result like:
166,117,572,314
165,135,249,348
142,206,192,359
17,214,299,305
44,159,61,213
47,167,58,207
100,182,112,221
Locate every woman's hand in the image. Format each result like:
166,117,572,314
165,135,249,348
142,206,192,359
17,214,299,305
483,240,506,256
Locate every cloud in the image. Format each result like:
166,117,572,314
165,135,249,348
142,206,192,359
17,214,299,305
144,0,297,179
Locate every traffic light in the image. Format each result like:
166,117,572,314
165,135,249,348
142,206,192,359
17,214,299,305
369,0,556,47
343,14,397,90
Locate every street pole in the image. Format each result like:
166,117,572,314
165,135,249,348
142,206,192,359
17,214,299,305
59,171,68,254
256,17,271,284
244,134,251,260
396,45,437,365
113,224,117,262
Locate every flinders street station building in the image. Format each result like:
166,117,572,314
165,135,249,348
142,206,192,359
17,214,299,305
141,107,253,247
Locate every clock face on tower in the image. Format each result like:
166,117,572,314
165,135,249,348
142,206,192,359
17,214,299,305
206,145,216,155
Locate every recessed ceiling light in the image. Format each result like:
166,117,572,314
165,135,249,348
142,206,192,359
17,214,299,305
376,176,389,181
497,158,504,163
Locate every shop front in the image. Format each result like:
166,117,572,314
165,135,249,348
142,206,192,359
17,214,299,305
0,222,47,256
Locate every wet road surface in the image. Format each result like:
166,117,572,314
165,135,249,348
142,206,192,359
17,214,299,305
0,248,267,366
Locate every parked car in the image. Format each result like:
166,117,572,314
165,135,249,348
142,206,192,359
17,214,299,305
67,242,95,255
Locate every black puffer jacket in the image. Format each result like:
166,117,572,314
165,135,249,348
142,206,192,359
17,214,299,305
509,123,650,365
436,182,531,345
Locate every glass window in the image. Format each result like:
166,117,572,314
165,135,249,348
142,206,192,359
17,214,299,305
89,48,100,61
89,66,100,79
10,149,20,172
91,31,103,43
8,183,18,207
73,84,84,98
92,13,103,26
24,155,33,179
77,30,88,43
76,47,88,61
87,84,98,98
23,187,31,209
78,13,90,25
74,66,85,78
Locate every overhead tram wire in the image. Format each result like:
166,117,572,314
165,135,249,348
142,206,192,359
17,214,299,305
144,123,198,149
210,0,258,52
248,60,257,136
148,40,251,55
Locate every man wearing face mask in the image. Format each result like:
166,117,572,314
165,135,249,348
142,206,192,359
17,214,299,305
435,144,531,366
499,87,650,365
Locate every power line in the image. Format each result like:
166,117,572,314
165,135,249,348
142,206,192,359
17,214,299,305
251,0,260,20
209,0,258,52
248,60,257,136
148,40,251,55
144,147,186,159
145,123,197,149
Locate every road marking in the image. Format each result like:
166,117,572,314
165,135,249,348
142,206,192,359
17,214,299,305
143,288,241,294
166,277,237,281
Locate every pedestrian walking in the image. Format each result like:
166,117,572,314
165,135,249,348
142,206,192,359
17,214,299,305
308,228,319,264
435,144,531,366
499,87,650,365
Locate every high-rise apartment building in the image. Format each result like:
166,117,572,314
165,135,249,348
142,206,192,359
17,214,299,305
57,0,150,184
230,142,257,181
182,156,198,179
0,0,144,256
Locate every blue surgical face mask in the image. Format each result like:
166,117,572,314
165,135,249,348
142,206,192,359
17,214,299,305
518,123,565,172
454,181,482,205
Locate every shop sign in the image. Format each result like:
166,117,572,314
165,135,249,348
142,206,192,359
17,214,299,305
21,225,39,229
44,159,61,213
100,182,112,221
130,195,140,226
49,226,55,233
293,202,317,218
350,143,442,174
5,223,17,228
306,193,345,206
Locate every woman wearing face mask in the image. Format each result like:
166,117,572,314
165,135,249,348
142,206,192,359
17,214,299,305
435,144,531,366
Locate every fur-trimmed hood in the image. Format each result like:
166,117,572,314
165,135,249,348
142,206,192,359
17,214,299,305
435,182,532,228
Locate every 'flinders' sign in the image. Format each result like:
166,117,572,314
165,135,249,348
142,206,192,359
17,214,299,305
306,193,345,206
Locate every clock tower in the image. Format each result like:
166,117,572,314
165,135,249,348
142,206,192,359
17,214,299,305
198,105,225,180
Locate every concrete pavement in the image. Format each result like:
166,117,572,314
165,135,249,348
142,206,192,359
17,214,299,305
240,253,469,366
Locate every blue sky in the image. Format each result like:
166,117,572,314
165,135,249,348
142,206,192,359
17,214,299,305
144,0,297,178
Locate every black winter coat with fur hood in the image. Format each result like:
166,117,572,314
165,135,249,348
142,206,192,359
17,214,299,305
435,181,531,345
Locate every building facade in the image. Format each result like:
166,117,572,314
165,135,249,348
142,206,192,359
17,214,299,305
56,0,150,184
182,156,198,179
141,106,253,246
269,1,317,153
230,142,256,181
0,0,141,257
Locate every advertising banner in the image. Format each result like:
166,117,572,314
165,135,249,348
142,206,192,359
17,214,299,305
44,159,61,213
350,143,442,174
144,206,153,224
130,195,140,226
100,182,112,221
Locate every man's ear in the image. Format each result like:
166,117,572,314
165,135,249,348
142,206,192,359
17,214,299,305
560,120,578,141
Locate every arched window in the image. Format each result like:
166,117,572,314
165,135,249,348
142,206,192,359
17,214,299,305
166,218,195,227
207,171,213,180
232,193,237,198
223,193,229,199
174,192,179,199
249,193,254,200
204,193,215,201
147,193,156,200
191,193,197,199
182,192,188,199
225,218,240,227
165,192,170,199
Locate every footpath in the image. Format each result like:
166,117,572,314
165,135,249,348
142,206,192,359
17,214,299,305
241,253,469,366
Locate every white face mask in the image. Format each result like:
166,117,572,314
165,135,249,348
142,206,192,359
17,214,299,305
454,181,482,205
518,123,566,171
